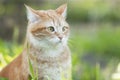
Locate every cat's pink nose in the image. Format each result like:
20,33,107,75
58,36,63,40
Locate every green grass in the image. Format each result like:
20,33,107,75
69,26,120,80
0,40,22,70
26,42,39,80
0,40,22,80
0,77,8,80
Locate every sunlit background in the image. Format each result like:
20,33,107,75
0,0,120,80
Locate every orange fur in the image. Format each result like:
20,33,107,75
0,51,29,80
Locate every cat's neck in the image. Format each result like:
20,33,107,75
27,42,66,59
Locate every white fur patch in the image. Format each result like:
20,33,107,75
28,33,65,57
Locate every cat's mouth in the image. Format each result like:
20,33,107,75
50,39,64,47
56,38,64,43
58,39,63,43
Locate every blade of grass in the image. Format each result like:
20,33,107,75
27,41,38,80
29,59,35,79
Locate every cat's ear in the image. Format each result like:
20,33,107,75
25,4,39,23
56,4,67,19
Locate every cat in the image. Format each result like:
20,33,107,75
0,4,71,80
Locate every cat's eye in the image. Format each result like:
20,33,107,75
62,26,68,32
47,26,55,32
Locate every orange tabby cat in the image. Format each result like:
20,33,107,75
0,4,71,80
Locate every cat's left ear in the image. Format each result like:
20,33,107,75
56,4,67,19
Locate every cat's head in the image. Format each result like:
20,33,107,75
25,4,70,49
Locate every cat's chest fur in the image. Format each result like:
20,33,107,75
28,45,71,80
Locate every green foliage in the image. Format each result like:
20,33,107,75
68,0,120,22
26,42,38,80
0,39,22,70
70,26,120,59
69,25,120,80
78,63,103,80
0,77,8,80
28,59,35,80
28,59,38,80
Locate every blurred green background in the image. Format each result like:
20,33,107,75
0,0,120,80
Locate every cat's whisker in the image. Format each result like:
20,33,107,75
68,39,74,46
68,38,72,42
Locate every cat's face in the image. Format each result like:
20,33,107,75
26,4,69,48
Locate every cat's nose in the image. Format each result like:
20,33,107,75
58,36,63,40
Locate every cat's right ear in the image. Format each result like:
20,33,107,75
25,4,39,23
56,4,67,19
